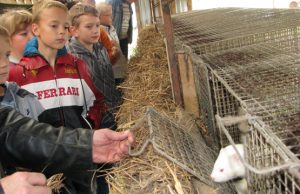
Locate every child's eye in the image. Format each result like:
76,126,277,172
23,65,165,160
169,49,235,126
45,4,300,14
6,51,10,57
86,25,92,29
96,24,100,28
20,32,28,37
64,26,70,30
50,25,58,29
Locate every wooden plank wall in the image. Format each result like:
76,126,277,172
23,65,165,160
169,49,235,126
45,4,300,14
177,52,199,116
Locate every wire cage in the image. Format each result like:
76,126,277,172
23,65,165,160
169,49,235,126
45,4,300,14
171,7,300,193
245,119,300,194
188,54,219,147
200,42,300,193
172,8,300,54
129,107,237,193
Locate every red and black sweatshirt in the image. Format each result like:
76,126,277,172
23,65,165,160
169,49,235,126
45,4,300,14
9,37,107,129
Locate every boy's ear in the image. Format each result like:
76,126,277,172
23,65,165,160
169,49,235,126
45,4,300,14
69,26,78,37
32,23,40,37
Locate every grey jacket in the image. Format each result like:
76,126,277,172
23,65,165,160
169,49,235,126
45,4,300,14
66,38,121,111
0,82,44,120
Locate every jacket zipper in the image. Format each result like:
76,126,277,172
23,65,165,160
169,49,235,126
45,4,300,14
24,53,67,127
53,61,66,127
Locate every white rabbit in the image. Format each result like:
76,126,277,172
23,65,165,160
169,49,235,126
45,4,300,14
211,144,248,194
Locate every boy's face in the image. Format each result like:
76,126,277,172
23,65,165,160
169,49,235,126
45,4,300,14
72,15,100,47
0,37,10,83
11,25,33,58
32,7,69,50
100,6,113,26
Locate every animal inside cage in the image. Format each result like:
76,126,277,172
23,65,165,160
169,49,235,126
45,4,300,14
199,40,300,193
172,8,300,148
216,115,300,194
170,8,300,193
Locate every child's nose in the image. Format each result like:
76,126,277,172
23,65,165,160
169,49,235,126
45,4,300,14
59,26,67,34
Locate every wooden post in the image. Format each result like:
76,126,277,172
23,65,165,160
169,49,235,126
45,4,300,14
177,52,200,117
187,0,192,11
135,0,142,32
171,0,176,14
150,0,156,23
160,0,183,106
155,0,162,22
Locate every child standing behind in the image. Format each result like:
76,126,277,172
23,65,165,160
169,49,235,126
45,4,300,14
9,0,106,129
0,25,43,121
0,10,33,66
67,3,121,112
96,2,127,85
8,1,108,193
66,4,120,194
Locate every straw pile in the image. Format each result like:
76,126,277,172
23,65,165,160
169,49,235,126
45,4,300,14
47,173,65,193
107,25,197,194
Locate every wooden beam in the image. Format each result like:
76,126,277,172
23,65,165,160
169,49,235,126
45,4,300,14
159,0,183,106
187,0,192,11
135,0,142,32
150,0,156,23
177,52,200,117
171,0,176,14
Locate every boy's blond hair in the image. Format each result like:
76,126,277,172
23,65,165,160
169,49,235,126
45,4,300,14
0,9,32,37
95,2,112,16
69,3,99,27
0,25,10,44
32,0,68,23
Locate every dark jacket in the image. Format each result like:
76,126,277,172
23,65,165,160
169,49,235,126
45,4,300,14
8,37,107,129
0,106,96,193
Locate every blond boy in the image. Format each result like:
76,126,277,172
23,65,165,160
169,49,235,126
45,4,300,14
67,3,121,113
8,1,110,193
0,9,33,65
67,4,121,194
0,26,134,194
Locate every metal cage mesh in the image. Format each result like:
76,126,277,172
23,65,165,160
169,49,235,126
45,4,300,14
245,121,300,193
201,43,300,193
173,8,300,54
172,7,300,194
129,108,236,193
190,55,218,148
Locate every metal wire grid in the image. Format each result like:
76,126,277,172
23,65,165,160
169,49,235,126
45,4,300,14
194,27,300,55
202,42,300,155
245,121,300,194
172,8,300,54
190,55,218,148
211,72,242,146
166,7,300,193
129,108,236,193
198,42,300,193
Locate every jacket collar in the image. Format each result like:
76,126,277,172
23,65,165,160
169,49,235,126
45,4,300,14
68,37,95,55
21,37,75,70
24,37,68,57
